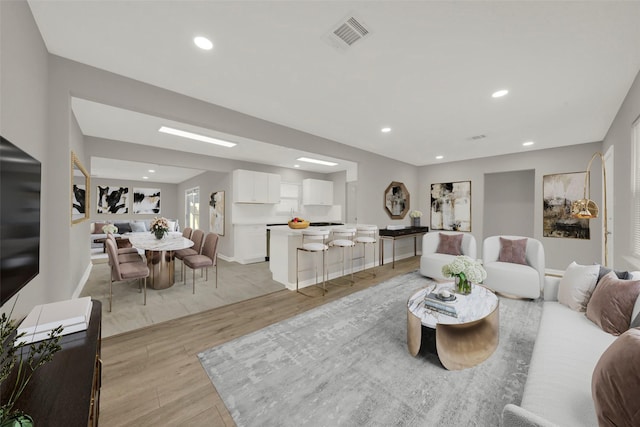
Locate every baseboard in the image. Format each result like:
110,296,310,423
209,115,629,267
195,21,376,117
72,262,93,299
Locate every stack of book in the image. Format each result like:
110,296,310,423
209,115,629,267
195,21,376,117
17,297,93,345
423,292,458,317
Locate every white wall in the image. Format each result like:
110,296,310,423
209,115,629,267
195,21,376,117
483,169,535,238
0,1,51,317
418,142,603,270
603,69,640,270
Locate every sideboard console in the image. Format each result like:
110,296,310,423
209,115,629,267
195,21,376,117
3,300,102,426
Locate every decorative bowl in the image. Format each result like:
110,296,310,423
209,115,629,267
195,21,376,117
288,220,310,229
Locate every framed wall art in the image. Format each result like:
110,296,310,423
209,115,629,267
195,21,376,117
133,187,161,214
96,185,129,214
71,151,89,224
384,181,409,219
543,172,590,239
430,181,471,231
210,191,225,235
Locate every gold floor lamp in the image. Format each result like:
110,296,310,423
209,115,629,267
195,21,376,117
570,152,608,266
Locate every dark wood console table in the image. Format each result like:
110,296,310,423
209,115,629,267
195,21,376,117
1,300,102,426
379,226,429,268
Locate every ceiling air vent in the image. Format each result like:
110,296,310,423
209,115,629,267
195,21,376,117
324,14,371,51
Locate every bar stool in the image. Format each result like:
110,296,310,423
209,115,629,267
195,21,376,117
354,225,378,277
328,227,357,286
296,229,330,296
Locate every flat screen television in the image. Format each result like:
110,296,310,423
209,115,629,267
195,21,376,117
0,136,41,307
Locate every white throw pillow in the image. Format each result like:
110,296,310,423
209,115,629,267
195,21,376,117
557,261,600,311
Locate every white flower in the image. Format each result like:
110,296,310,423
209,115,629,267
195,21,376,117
150,217,170,234
102,224,118,234
409,210,423,218
442,255,487,283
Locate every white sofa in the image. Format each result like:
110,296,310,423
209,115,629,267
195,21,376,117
483,236,545,299
419,231,477,281
90,219,178,249
502,271,640,427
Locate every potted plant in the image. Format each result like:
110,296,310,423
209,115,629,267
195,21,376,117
0,305,63,426
150,217,170,240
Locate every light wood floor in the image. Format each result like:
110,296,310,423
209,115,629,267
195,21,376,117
100,256,420,426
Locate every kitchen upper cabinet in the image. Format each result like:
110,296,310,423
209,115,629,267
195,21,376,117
302,178,333,205
233,169,281,203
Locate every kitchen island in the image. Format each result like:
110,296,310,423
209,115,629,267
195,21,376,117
268,224,375,290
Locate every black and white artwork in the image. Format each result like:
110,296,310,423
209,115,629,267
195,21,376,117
430,181,471,231
543,172,590,239
72,184,86,216
96,185,129,214
133,187,161,214
210,191,225,235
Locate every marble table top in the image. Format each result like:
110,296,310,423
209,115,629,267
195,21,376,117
127,232,194,251
408,282,498,329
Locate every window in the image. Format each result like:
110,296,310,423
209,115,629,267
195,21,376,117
185,187,200,230
633,117,640,258
276,182,301,216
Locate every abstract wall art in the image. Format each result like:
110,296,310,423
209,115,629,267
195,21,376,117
430,181,471,231
210,191,225,235
543,172,590,239
133,187,161,214
96,185,129,214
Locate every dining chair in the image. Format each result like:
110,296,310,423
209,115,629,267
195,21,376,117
182,232,219,294
107,232,138,255
175,229,205,280
105,238,150,312
181,227,193,240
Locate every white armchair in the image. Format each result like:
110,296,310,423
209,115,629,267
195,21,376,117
420,232,477,281
482,235,545,299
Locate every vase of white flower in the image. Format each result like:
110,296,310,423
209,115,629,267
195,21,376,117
442,255,487,295
409,210,422,227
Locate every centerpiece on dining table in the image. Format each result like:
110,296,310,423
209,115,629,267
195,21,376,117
150,217,170,240
442,255,487,295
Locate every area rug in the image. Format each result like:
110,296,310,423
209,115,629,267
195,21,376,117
198,271,543,426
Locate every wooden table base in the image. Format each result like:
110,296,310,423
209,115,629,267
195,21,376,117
407,302,500,370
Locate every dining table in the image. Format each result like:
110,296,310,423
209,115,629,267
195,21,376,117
127,232,194,290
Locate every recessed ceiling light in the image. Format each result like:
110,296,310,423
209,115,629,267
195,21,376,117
148,169,155,173
522,141,535,146
492,89,509,98
294,164,300,168
142,176,149,180
381,127,392,133
296,157,338,166
194,36,213,50
435,155,444,160
159,126,236,147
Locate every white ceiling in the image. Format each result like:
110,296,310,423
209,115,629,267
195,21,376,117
28,1,640,181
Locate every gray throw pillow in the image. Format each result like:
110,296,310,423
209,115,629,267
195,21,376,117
114,222,132,233
130,221,146,232
598,266,630,282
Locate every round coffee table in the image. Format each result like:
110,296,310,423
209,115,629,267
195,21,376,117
407,283,499,370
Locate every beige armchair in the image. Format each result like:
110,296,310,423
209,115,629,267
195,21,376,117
420,231,477,281
482,235,545,299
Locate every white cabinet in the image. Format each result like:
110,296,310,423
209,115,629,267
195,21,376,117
302,179,333,205
233,169,281,203
234,224,266,264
